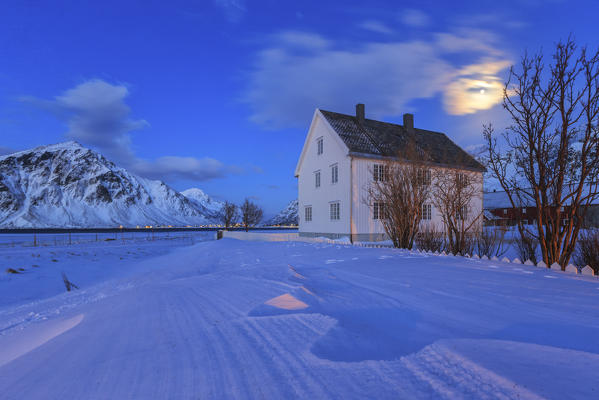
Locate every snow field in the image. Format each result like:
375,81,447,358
1,238,599,399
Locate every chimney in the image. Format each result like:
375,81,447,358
403,113,414,132
356,103,365,124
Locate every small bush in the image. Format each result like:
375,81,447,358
475,227,508,258
454,234,476,256
416,225,445,253
514,230,539,265
574,229,599,274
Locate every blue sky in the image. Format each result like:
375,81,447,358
1,0,598,216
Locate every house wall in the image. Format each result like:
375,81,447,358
351,158,484,241
350,157,390,241
297,113,351,238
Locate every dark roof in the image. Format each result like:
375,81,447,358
319,109,486,172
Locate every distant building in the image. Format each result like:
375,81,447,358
295,104,486,242
483,189,599,227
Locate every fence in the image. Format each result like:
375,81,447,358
220,230,344,244
219,230,597,277
0,231,215,248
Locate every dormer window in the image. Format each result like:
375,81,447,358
317,137,323,155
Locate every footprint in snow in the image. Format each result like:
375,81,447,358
544,275,558,279
378,255,393,259
521,271,533,274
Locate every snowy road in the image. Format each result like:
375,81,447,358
1,239,599,399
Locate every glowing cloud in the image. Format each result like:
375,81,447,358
244,30,512,127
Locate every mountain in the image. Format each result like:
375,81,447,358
267,199,298,226
181,188,224,219
0,142,218,228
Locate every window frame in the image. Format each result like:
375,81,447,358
373,164,389,182
421,203,432,220
304,206,312,222
331,163,338,184
315,170,321,188
457,205,468,220
330,202,340,220
316,137,323,155
417,169,431,186
373,201,386,220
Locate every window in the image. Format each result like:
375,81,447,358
331,164,338,184
315,171,321,188
522,208,526,214
373,202,386,220
304,206,312,222
457,206,468,220
417,169,431,186
373,164,389,182
503,208,508,215
421,204,432,220
457,173,468,187
317,137,323,155
330,202,340,220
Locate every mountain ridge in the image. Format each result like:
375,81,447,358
0,141,221,228
267,199,298,226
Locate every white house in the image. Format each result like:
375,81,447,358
295,104,485,242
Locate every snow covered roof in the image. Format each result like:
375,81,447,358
483,191,527,209
484,187,599,210
319,109,486,172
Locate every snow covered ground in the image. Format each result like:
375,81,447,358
1,237,599,399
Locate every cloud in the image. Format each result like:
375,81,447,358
443,59,511,115
132,156,235,182
51,79,147,162
25,79,238,183
213,0,246,22
277,31,332,50
244,30,512,128
400,9,431,28
453,13,527,30
358,20,394,34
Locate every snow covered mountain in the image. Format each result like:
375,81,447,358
0,142,219,228
267,199,298,226
181,188,224,219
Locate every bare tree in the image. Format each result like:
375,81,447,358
240,198,263,232
484,37,599,268
219,201,238,230
431,169,483,255
365,146,431,249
